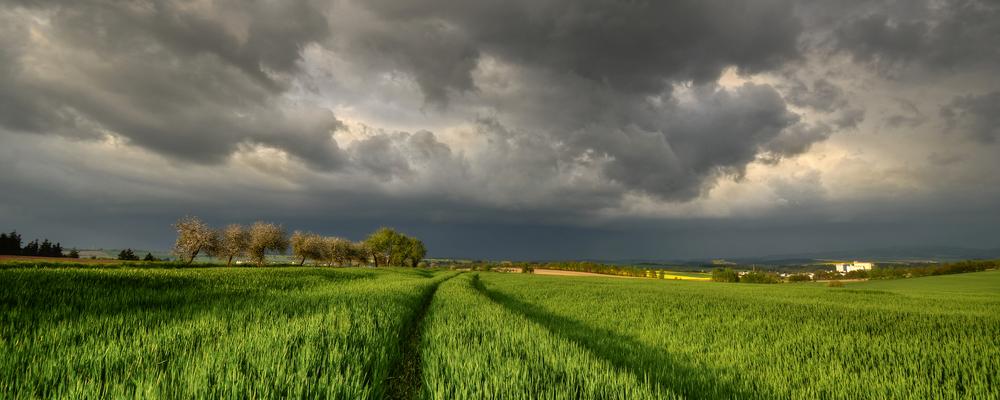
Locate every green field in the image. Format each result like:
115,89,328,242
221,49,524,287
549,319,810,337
2,266,997,398
848,269,1000,294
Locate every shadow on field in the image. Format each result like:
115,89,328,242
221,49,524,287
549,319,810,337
472,275,763,399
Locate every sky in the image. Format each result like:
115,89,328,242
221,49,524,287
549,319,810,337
1,0,999,260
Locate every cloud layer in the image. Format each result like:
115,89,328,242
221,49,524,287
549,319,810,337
1,0,999,258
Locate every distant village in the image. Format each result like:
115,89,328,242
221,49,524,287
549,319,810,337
738,261,875,279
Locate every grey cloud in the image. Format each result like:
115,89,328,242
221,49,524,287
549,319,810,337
0,1,344,169
833,0,1000,71
331,0,817,201
785,78,848,112
0,0,821,205
761,122,832,163
350,0,803,99
883,98,926,129
10,0,329,89
942,91,1000,143
831,108,866,130
537,83,803,201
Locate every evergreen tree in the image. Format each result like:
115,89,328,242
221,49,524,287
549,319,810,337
117,248,139,261
68,248,80,258
143,252,156,262
22,239,39,256
0,231,22,255
53,242,64,257
39,239,53,257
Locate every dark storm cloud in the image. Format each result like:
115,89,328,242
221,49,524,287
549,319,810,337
0,0,345,169
596,84,803,200
352,0,803,98
348,130,457,180
329,0,823,200
0,0,827,203
832,0,1000,71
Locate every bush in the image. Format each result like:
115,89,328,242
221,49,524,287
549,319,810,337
828,281,845,288
711,268,740,283
787,274,812,283
740,271,780,284
521,266,534,274
869,267,907,280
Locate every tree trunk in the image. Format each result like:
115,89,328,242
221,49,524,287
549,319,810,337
187,249,200,265
226,255,233,267
299,256,306,266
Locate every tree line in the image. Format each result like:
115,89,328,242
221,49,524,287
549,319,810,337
116,249,159,261
0,231,79,258
173,217,427,267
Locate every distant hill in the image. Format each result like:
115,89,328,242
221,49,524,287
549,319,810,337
599,245,1000,267
736,246,1000,264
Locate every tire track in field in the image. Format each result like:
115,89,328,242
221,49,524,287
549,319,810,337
386,273,459,400
471,274,765,400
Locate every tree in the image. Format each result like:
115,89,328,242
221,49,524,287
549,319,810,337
290,231,325,266
212,224,249,266
323,237,354,266
711,268,740,283
351,241,370,266
247,221,288,267
22,239,39,256
740,271,780,284
53,242,63,257
0,231,21,255
68,248,80,258
365,227,419,267
364,228,395,267
39,240,52,257
398,236,426,268
143,252,156,261
118,248,139,261
173,216,217,264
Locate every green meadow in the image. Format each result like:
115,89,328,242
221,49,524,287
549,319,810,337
2,266,997,399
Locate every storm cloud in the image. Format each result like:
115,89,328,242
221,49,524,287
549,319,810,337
1,0,999,258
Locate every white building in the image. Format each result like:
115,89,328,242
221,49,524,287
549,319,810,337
833,261,874,273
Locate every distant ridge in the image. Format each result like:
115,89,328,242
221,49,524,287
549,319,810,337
597,245,1000,266
739,245,1000,263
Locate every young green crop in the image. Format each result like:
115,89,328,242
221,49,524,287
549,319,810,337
419,273,675,399
0,267,454,399
477,271,1000,399
3,265,996,399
